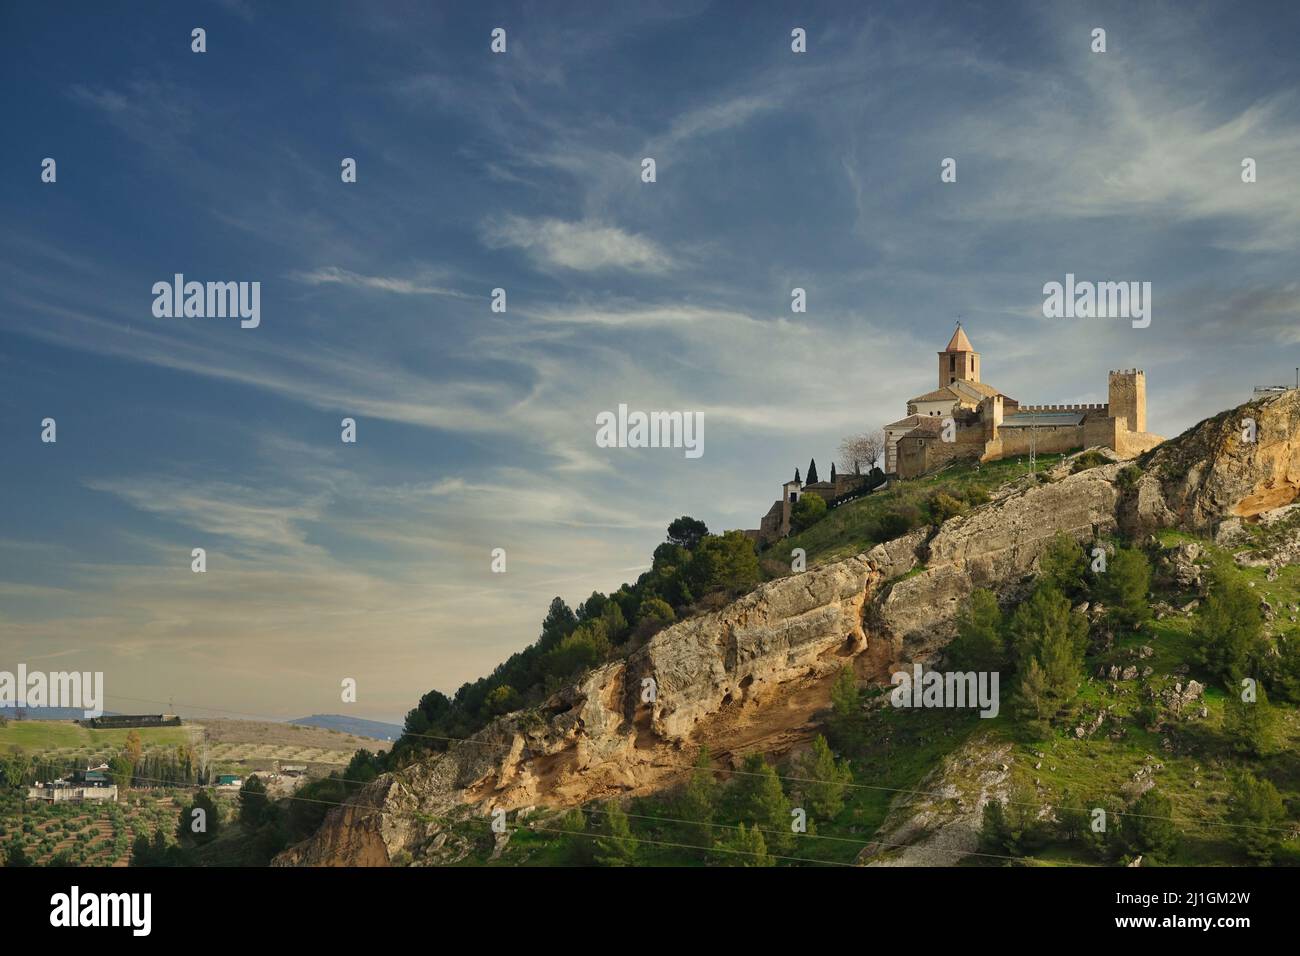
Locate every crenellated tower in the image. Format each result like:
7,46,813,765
1108,369,1146,433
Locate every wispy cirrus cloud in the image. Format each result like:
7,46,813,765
481,215,674,273
287,266,475,299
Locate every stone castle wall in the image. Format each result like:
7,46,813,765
1108,369,1146,433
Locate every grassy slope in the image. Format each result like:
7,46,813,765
476,458,1300,867
0,722,194,753
770,453,1070,569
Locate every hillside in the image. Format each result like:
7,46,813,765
0,720,194,756
277,390,1300,867
290,715,402,741
0,718,388,776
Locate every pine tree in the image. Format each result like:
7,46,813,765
979,784,1049,857
1053,788,1090,844
593,800,637,867
1015,658,1055,735
676,747,715,845
715,822,774,866
799,735,852,819
979,798,1012,854
828,667,861,751
1095,546,1152,632
806,459,819,484
1120,789,1179,862
1224,681,1279,757
1008,583,1087,724
948,589,1006,671
1195,572,1265,684
1229,772,1285,863
177,790,219,845
830,462,837,483
1039,531,1088,597
734,754,791,852
556,807,592,865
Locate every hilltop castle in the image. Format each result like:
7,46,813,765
752,325,1163,543
883,325,1163,479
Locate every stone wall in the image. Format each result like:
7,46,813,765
995,423,1086,457
896,422,986,477
1109,370,1147,433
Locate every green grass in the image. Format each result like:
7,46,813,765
0,721,193,754
768,453,1072,569
446,462,1300,868
289,471,1300,869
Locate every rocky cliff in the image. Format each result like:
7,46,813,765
276,390,1300,866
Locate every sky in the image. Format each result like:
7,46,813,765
2,0,1299,724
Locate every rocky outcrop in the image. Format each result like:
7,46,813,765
277,552,901,865
858,734,1013,866
880,466,1121,655
1127,390,1300,534
279,390,1300,866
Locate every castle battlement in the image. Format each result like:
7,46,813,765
1017,402,1110,413
884,327,1162,480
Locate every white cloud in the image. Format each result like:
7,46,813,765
288,266,474,299
481,215,674,273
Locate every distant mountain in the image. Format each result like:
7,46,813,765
289,714,401,741
0,707,119,720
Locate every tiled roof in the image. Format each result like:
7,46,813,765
893,416,946,436
944,325,975,352
907,386,960,404
885,413,944,430
952,380,1002,399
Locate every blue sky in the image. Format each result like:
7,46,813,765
3,0,1299,722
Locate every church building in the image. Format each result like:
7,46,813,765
883,325,1163,479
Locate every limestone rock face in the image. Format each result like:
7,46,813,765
277,552,898,865
278,390,1300,866
639,554,879,743
1129,390,1300,533
878,466,1121,657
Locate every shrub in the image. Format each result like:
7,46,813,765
928,492,964,523
877,504,924,540
1194,570,1265,683
1116,465,1142,490
790,492,827,532
1120,789,1179,862
1071,450,1109,473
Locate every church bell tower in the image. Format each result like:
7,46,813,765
939,322,980,388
